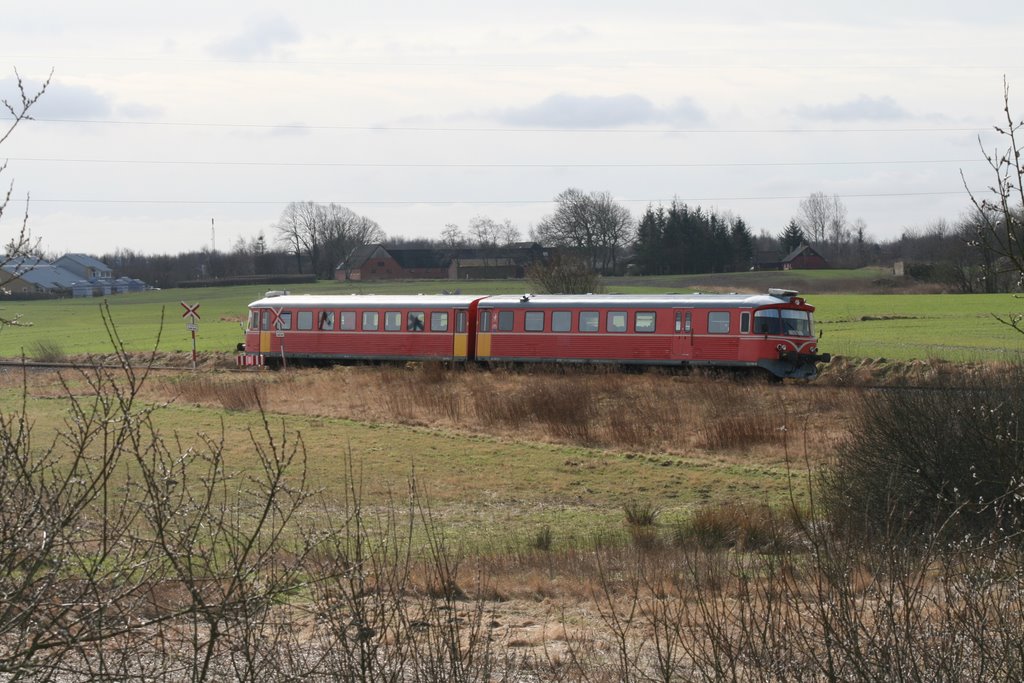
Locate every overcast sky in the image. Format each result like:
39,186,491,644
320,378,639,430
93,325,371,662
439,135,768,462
1,1,1022,256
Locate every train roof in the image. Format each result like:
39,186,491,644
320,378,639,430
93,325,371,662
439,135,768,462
247,293,485,308
247,290,811,310
476,292,807,309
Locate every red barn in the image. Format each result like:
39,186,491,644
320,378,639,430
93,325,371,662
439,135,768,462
782,244,829,270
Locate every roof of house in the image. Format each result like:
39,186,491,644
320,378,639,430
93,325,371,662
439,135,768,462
57,253,112,272
781,244,826,263
389,249,452,269
339,244,389,270
6,264,81,290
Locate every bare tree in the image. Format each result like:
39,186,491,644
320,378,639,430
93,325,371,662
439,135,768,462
440,223,464,250
274,202,383,280
533,188,633,274
962,79,1024,322
1,68,51,324
320,203,384,279
795,192,846,249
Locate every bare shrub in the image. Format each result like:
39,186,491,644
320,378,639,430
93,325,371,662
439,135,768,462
166,375,265,410
624,500,660,527
696,413,782,451
823,365,1024,542
676,502,797,552
28,339,66,362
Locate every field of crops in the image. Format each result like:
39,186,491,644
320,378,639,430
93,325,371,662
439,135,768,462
1,271,1022,361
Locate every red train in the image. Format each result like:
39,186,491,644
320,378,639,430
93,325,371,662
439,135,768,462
237,288,830,379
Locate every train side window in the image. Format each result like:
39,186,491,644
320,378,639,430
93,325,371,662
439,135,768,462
552,311,572,332
385,311,402,331
607,311,627,333
753,309,780,334
455,310,467,333
524,311,545,332
319,311,335,330
498,310,515,332
297,311,314,330
708,311,730,334
635,312,656,333
579,311,599,332
431,311,449,332
740,312,750,334
480,311,491,331
362,311,379,331
340,311,356,330
407,311,425,332
277,312,292,330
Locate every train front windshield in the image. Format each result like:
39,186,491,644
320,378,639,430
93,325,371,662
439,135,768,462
753,308,814,337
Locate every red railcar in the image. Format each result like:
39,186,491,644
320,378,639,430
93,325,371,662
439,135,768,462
237,289,829,378
474,289,827,379
239,294,485,366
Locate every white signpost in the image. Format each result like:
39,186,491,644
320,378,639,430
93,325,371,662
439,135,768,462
180,301,201,369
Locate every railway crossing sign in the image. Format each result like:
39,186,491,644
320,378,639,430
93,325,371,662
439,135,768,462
180,301,200,369
180,301,201,320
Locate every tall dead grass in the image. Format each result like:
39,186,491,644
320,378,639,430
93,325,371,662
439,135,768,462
158,365,855,460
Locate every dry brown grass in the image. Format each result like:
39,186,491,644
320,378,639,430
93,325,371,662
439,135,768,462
138,365,858,465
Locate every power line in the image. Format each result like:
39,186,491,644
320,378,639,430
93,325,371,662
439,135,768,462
3,156,986,169
19,190,969,206
4,116,990,134
1,53,1018,71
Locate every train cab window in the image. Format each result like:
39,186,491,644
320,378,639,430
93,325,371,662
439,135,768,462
319,311,335,330
753,309,781,335
552,311,572,332
740,312,750,334
276,312,292,330
431,311,449,332
261,310,271,331
249,311,260,330
635,312,656,333
524,311,545,332
607,311,627,333
498,311,515,332
708,311,730,334
456,310,467,333
408,312,425,332
385,311,402,331
579,311,599,332
781,309,813,336
362,311,379,331
340,311,356,330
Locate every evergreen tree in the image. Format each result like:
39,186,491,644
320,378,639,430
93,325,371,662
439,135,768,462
708,213,732,273
634,206,666,274
780,220,805,254
730,218,755,271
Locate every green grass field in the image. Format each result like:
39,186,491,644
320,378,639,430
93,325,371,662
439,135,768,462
0,272,1022,361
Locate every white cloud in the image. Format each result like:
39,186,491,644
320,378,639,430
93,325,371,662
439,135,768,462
495,93,707,128
206,15,302,59
794,95,912,122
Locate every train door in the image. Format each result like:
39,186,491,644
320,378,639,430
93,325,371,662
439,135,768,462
476,309,492,358
453,308,469,359
672,308,693,359
259,309,272,353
